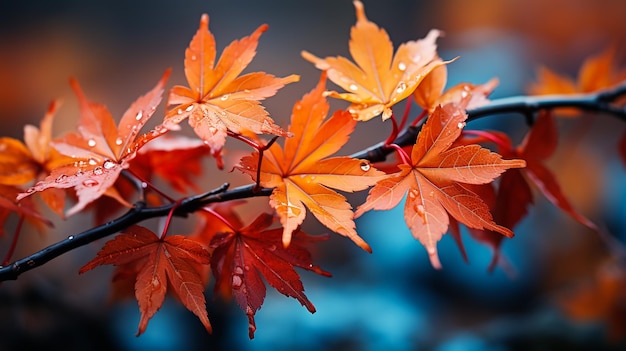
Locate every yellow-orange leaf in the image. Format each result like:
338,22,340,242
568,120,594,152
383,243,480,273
302,0,446,121
236,73,385,251
163,14,299,151
355,103,526,268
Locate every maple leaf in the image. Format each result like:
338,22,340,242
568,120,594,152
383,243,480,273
355,102,526,268
413,64,499,114
0,101,71,217
130,135,213,194
210,212,330,339
236,73,385,251
17,70,171,216
558,261,626,342
79,225,212,336
163,14,299,151
0,184,52,235
301,0,447,121
529,46,626,96
457,112,597,270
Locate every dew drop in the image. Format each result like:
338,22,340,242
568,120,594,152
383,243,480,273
177,108,183,115
26,187,36,193
87,139,96,147
82,179,99,187
208,127,217,135
417,204,425,215
234,266,244,275
115,137,123,146
220,94,229,101
88,158,98,166
460,90,469,98
398,62,407,71
191,55,197,61
141,182,148,189
349,84,359,91
68,235,74,240
55,175,68,183
93,166,103,175
244,265,250,271
396,82,407,94
360,162,371,171
103,160,116,170
457,122,466,129
152,278,160,288
185,104,194,112
232,275,243,289
268,244,276,252
135,110,143,120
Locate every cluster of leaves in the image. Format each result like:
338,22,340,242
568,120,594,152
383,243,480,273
1,0,625,340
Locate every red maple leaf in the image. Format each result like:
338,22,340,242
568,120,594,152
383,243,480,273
355,102,526,268
17,70,171,216
163,14,298,151
210,212,330,339
79,225,212,336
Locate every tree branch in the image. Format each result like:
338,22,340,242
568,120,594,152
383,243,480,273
2,83,625,282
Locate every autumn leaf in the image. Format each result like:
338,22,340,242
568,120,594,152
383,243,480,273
163,14,299,151
0,101,71,217
210,212,330,339
484,112,597,230
236,73,385,251
301,1,447,122
413,64,499,114
558,261,626,342
17,70,171,216
355,102,526,268
79,225,212,336
130,135,213,194
530,46,626,96
457,112,597,269
0,184,52,235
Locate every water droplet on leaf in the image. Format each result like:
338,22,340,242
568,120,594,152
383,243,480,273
398,62,407,71
349,84,358,91
135,110,143,120
93,167,103,175
103,160,116,170
232,275,243,289
87,139,96,147
457,122,466,129
220,94,229,101
396,82,407,94
360,162,371,171
82,179,99,187
55,175,68,183
115,137,123,146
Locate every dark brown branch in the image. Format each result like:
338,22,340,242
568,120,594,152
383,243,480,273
2,83,625,282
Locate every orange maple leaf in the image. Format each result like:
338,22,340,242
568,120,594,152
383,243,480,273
236,73,385,251
79,225,212,336
0,101,72,217
302,0,447,121
210,212,330,339
529,46,626,97
17,70,171,216
355,102,526,268
163,14,299,151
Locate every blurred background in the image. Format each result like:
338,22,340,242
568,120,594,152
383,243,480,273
1,0,626,350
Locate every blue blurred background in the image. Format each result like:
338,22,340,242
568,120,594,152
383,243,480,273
1,0,626,350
